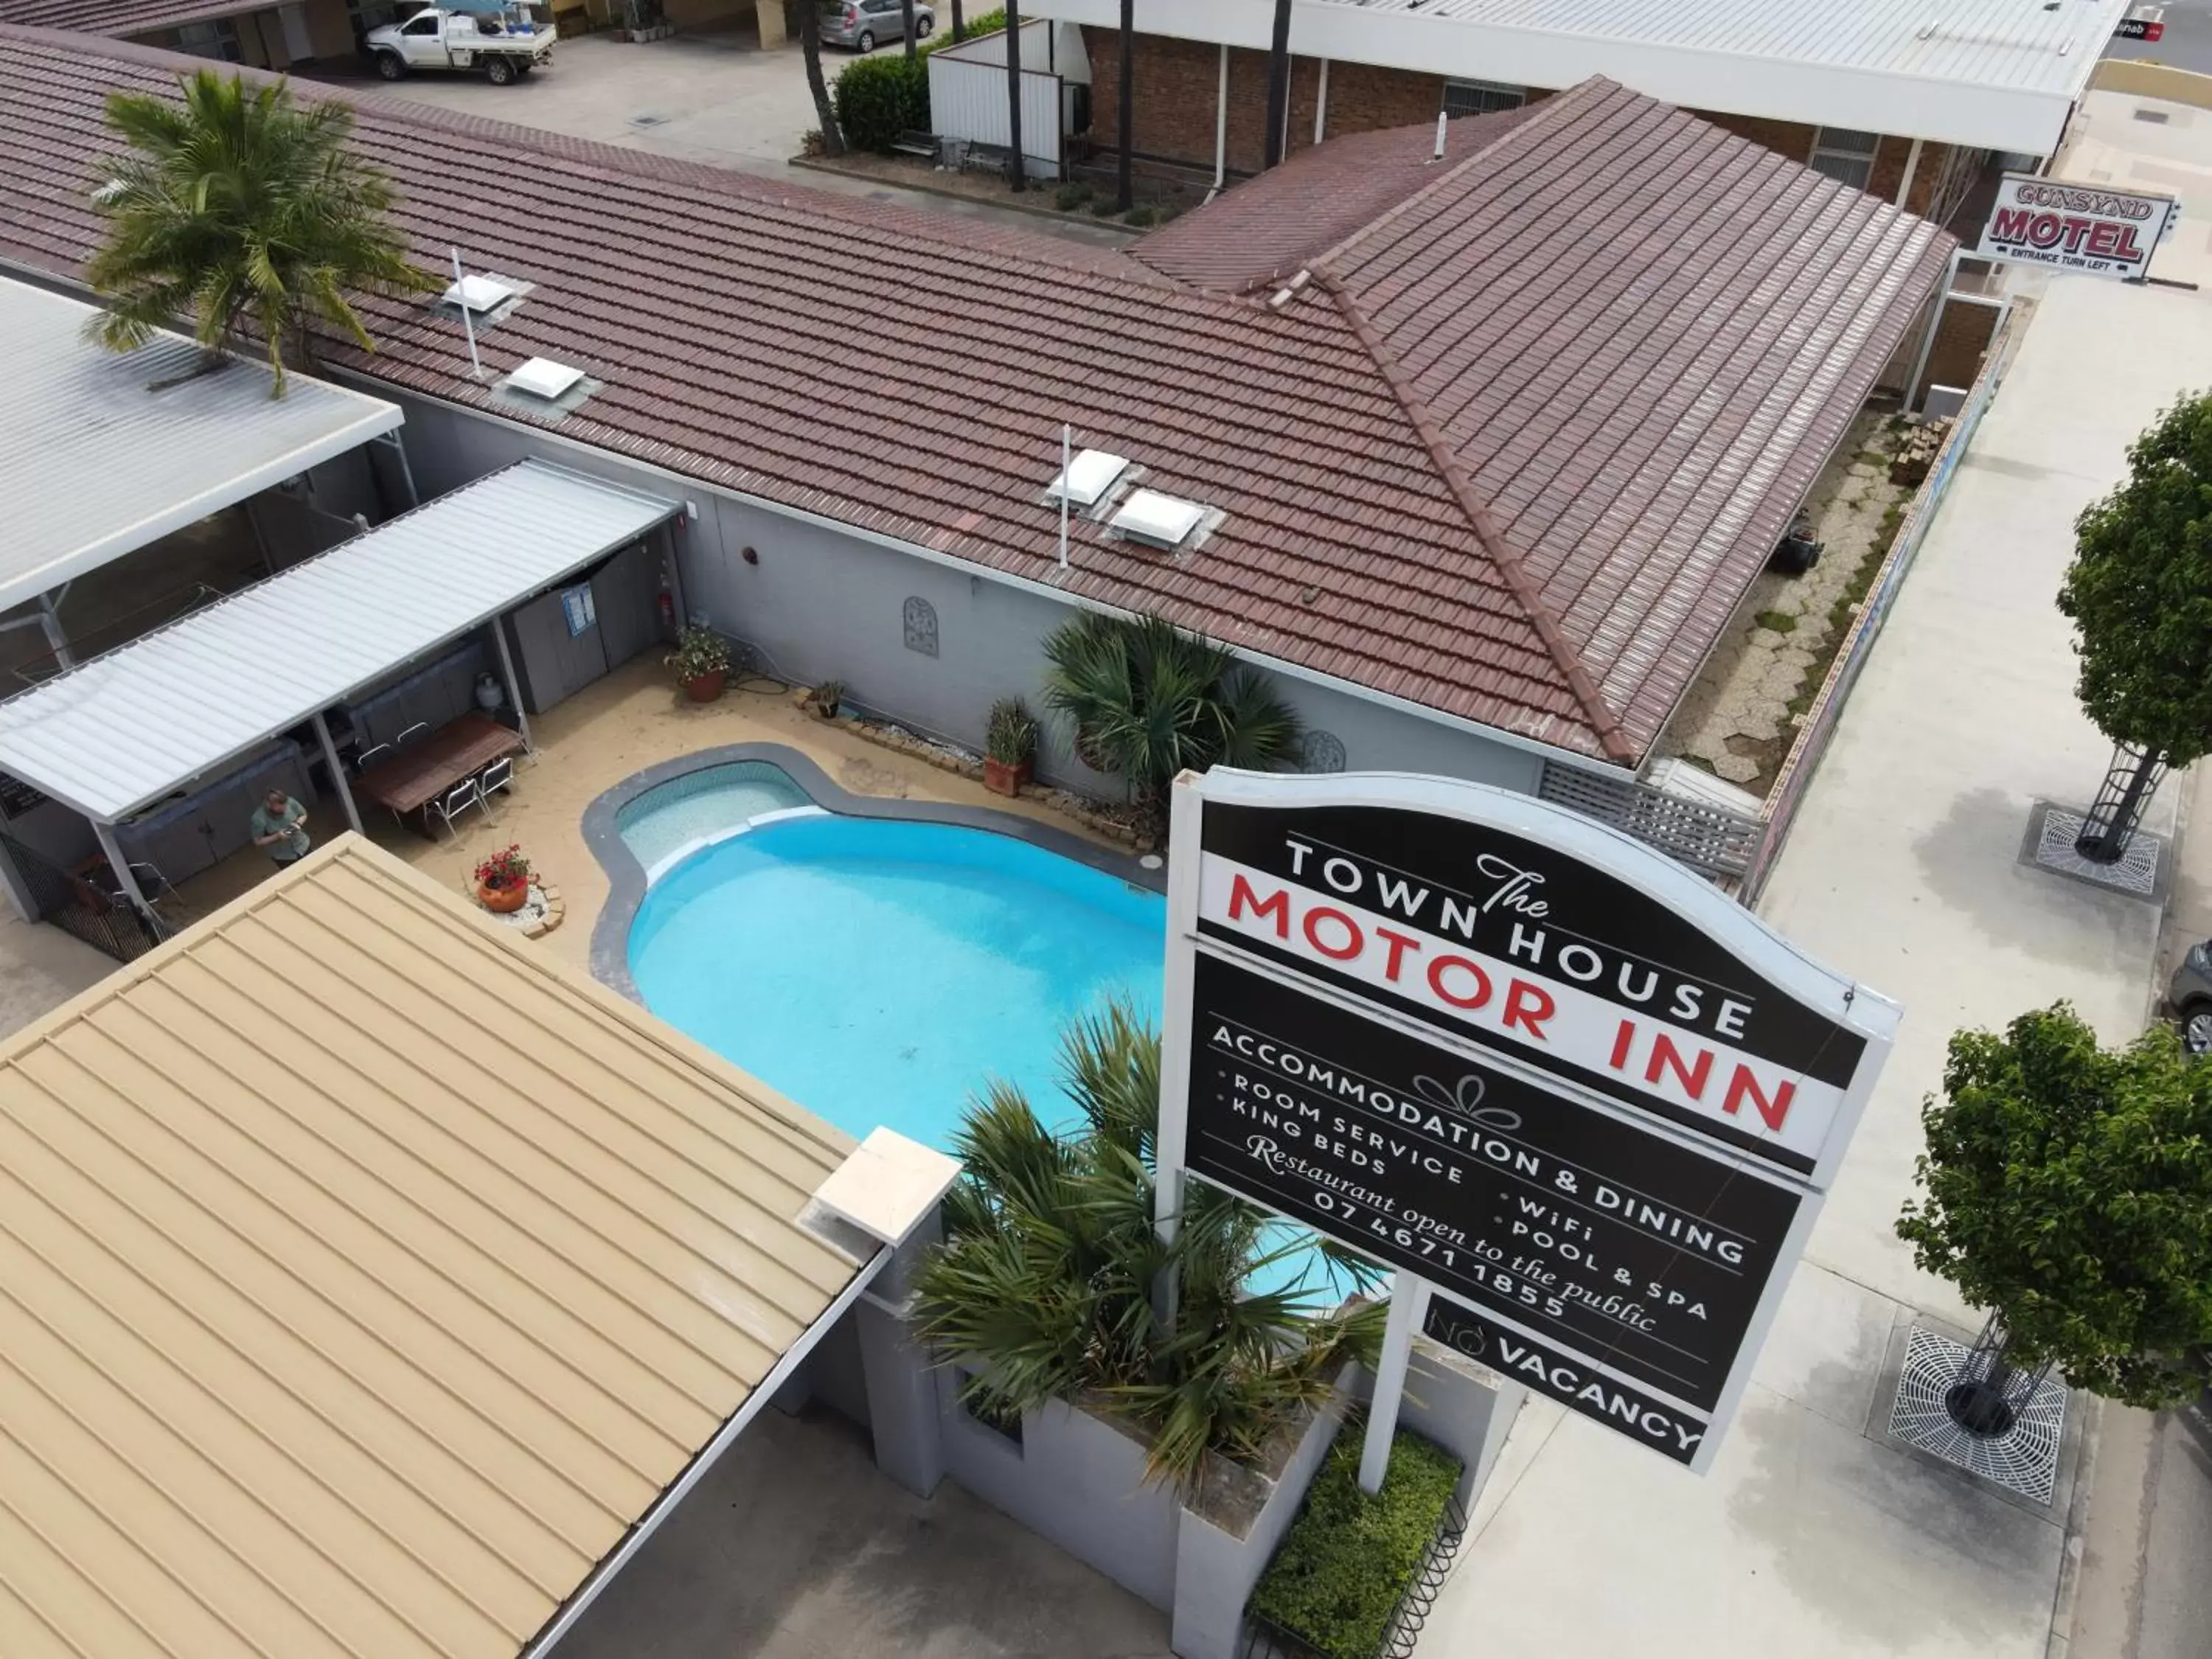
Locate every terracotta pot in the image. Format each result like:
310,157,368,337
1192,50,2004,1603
682,668,727,703
479,878,530,914
983,757,1033,797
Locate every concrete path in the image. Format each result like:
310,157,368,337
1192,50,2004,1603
1424,272,2208,1659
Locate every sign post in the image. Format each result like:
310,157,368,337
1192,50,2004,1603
1155,769,1899,1475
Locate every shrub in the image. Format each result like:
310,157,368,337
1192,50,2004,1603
1121,204,1158,228
986,698,1038,765
832,52,928,152
664,626,729,681
918,6,1004,52
912,1005,1385,1492
1054,181,1092,211
1248,1424,1463,1659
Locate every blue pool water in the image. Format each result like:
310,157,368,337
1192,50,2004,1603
629,813,1166,1150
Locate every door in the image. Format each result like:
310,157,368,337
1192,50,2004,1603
278,2,313,60
398,12,442,63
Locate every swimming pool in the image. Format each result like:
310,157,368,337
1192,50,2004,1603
627,811,1166,1150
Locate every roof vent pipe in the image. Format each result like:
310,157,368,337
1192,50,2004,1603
1431,111,1447,161
1058,422,1071,571
451,248,484,380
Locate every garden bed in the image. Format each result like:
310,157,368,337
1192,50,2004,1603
1246,1423,1464,1659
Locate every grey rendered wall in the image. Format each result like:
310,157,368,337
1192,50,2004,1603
939,1388,1183,1610
1395,1338,1521,1511
385,392,1556,797
802,1307,872,1432
1171,1393,1349,1659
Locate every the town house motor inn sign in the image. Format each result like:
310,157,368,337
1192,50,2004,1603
1155,770,1900,1473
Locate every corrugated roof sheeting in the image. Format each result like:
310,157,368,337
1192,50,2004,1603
0,838,864,1659
0,278,403,611
1315,0,2124,92
0,459,674,821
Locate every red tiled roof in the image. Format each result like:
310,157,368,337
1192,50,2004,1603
0,0,248,37
0,33,1949,762
1130,105,1542,293
1135,80,1954,753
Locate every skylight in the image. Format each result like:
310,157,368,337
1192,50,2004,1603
504,356,586,400
1110,489,1208,549
442,273,521,313
1048,449,1131,508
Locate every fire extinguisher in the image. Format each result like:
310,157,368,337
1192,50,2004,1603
658,591,675,633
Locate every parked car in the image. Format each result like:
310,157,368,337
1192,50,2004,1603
820,0,933,52
2170,939,2212,1053
366,1,553,83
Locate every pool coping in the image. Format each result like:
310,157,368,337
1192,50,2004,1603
583,742,1167,1002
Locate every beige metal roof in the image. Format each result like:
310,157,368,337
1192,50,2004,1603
0,837,867,1659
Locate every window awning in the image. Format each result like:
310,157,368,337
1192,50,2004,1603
0,459,678,823
0,278,406,614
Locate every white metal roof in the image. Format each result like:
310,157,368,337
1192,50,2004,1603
1024,0,2133,153
0,459,675,822
0,278,405,613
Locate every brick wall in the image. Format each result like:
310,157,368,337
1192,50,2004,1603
1086,29,1966,221
1919,296,2000,400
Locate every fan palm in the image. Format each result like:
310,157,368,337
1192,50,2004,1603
913,1001,1385,1492
1042,611,1304,834
84,69,435,397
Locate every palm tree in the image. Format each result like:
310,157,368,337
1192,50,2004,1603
900,0,916,56
1262,0,1292,168
789,0,847,156
911,1003,1385,1491
1114,0,1134,212
83,69,434,397
1043,610,1304,835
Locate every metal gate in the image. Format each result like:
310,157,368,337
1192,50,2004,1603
0,831,167,963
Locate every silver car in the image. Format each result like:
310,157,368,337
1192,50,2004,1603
2171,939,2212,1052
820,0,933,51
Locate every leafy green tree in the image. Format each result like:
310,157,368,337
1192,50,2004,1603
1896,1004,2212,1410
1043,611,1304,836
912,1001,1385,1490
85,70,433,397
2058,394,2212,855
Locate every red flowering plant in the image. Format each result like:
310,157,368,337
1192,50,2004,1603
474,844,532,891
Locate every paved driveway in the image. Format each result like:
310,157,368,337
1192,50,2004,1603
555,1407,1172,1659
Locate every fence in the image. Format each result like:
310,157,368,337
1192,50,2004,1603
1239,1492,1469,1659
926,19,1065,178
1736,307,2018,900
0,831,166,963
1538,759,1765,880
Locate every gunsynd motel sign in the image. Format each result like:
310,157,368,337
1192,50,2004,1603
1155,770,1900,1472
1976,175,2179,281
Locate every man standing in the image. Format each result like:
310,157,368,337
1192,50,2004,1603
250,787,310,866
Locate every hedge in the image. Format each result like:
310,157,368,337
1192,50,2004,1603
832,52,929,151
1247,1425,1463,1659
919,7,1004,52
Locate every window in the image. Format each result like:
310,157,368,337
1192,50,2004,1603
402,13,439,33
1808,127,1880,192
173,17,242,58
1442,79,1525,119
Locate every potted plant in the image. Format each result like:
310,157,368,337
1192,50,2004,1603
667,627,731,702
474,844,532,914
807,678,846,720
984,698,1038,796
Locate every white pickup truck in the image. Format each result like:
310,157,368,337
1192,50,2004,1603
366,3,554,83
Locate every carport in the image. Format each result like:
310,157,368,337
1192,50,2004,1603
0,835,959,1659
0,458,677,927
0,276,408,667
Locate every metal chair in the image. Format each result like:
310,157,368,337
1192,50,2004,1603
355,742,393,774
397,722,431,746
429,778,481,839
477,756,515,818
